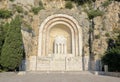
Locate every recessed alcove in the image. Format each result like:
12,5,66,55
49,24,72,54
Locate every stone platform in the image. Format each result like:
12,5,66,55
28,55,89,71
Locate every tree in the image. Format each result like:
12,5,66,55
0,24,4,55
0,23,10,54
102,48,120,72
102,33,120,72
0,16,23,71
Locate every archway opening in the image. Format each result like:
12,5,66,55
49,24,72,54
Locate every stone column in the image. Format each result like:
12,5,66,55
65,43,67,54
57,43,60,54
56,44,58,54
61,44,63,54
54,43,56,54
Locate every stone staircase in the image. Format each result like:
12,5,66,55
26,71,93,75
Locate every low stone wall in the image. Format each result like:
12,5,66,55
103,72,120,77
93,71,120,77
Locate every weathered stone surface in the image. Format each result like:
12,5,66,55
0,0,8,9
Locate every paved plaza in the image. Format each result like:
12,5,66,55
0,72,120,82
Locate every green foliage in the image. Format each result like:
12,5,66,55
15,6,23,13
21,22,32,33
102,0,112,7
0,24,4,55
0,23,9,70
116,34,120,47
113,28,120,33
95,34,100,39
105,32,110,37
9,0,15,2
101,27,105,31
102,33,120,72
32,0,44,15
102,48,120,72
0,23,10,55
0,16,23,71
39,0,43,6
114,0,120,2
32,6,43,15
65,1,73,9
87,9,104,19
65,0,96,5
0,9,12,19
89,27,93,33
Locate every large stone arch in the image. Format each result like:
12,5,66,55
38,14,82,57
30,14,85,71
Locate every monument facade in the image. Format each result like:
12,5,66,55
27,14,89,71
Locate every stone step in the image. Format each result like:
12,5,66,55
26,71,93,75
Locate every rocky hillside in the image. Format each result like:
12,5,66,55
0,0,120,60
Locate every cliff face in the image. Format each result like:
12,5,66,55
0,0,120,62
0,0,8,9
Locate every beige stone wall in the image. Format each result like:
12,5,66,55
42,0,65,9
0,0,8,9
14,0,35,6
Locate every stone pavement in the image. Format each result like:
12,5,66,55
0,72,120,82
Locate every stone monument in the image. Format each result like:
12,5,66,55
27,14,88,71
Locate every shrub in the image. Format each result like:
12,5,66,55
21,22,32,33
95,34,100,39
102,0,112,7
105,33,110,37
32,6,44,15
15,6,23,13
65,1,73,9
32,0,44,15
101,48,120,72
65,0,96,5
0,9,12,19
101,27,106,31
39,0,43,6
9,0,15,2
87,9,104,19
114,0,120,2
102,33,120,72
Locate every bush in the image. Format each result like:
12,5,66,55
9,0,15,2
32,0,44,15
0,9,12,19
32,6,44,15
21,22,32,33
95,34,100,39
65,1,73,9
87,9,104,19
102,33,120,72
105,33,110,37
114,0,120,2
0,16,24,71
102,48,120,72
102,0,112,7
15,6,23,13
66,0,96,5
39,0,43,6
101,27,106,31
